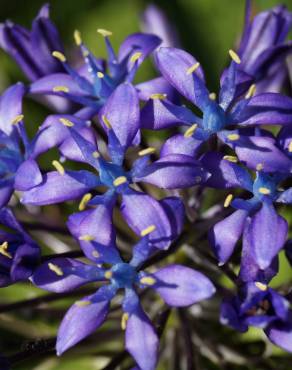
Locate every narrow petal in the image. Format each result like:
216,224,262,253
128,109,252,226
250,203,288,270
153,265,215,306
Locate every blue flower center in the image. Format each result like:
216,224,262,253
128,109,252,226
98,159,129,188
110,263,137,288
253,173,277,201
202,102,227,134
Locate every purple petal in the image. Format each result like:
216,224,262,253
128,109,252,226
155,47,208,110
250,203,288,270
21,170,99,205
209,210,248,264
265,321,292,353
99,83,139,148
160,134,203,157
220,298,247,332
136,77,178,102
11,242,40,282
125,304,159,370
153,264,215,306
277,189,292,204
134,154,208,189
14,159,42,191
160,197,185,240
0,182,14,209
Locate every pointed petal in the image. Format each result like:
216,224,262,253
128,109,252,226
14,159,42,191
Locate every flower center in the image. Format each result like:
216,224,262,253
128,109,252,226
110,263,137,288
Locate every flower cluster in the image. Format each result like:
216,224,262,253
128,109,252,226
0,1,292,369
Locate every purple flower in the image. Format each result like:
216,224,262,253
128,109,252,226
0,4,64,81
238,2,292,93
32,234,215,369
22,82,207,249
221,282,292,352
141,46,292,148
0,208,40,287
204,152,289,271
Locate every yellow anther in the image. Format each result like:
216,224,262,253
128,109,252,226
224,194,233,208
52,51,66,62
141,225,156,237
113,176,127,187
82,49,89,57
209,92,217,100
11,114,24,125
48,263,64,276
150,93,167,100
59,117,74,127
97,72,104,78
255,282,268,291
223,155,238,163
256,163,264,171
79,193,92,211
92,151,100,158
74,30,82,46
0,242,12,259
229,49,241,64
53,86,69,93
121,313,129,330
92,250,100,258
97,28,112,37
288,141,292,153
227,133,240,141
259,187,271,195
102,115,112,129
186,62,200,75
138,147,156,156
104,270,113,279
79,235,95,241
140,276,156,286
75,300,91,307
130,52,142,64
184,124,198,138
245,84,256,99
52,160,65,175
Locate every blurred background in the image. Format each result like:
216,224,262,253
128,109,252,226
0,1,292,369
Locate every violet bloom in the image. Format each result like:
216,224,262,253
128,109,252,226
237,1,292,93
22,82,208,249
221,282,292,353
32,233,215,370
141,46,292,152
0,208,40,287
204,152,290,271
0,4,64,82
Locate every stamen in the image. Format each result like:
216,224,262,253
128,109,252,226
256,163,264,171
223,155,238,163
288,141,292,152
75,300,91,307
259,187,271,195
52,160,65,175
138,147,156,156
255,282,268,291
224,194,233,208
97,28,113,37
92,250,100,258
130,52,142,64
0,242,12,259
113,176,127,187
104,270,113,279
82,49,89,57
59,117,74,127
184,124,198,138
228,49,241,64
97,72,104,78
121,313,129,330
141,225,156,237
245,84,256,99
186,62,200,75
11,114,24,125
227,133,240,141
79,235,95,241
73,30,82,46
102,115,112,129
52,51,66,62
79,193,92,211
53,86,69,93
150,93,167,100
48,263,64,276
140,276,156,286
209,92,217,100
92,151,100,158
